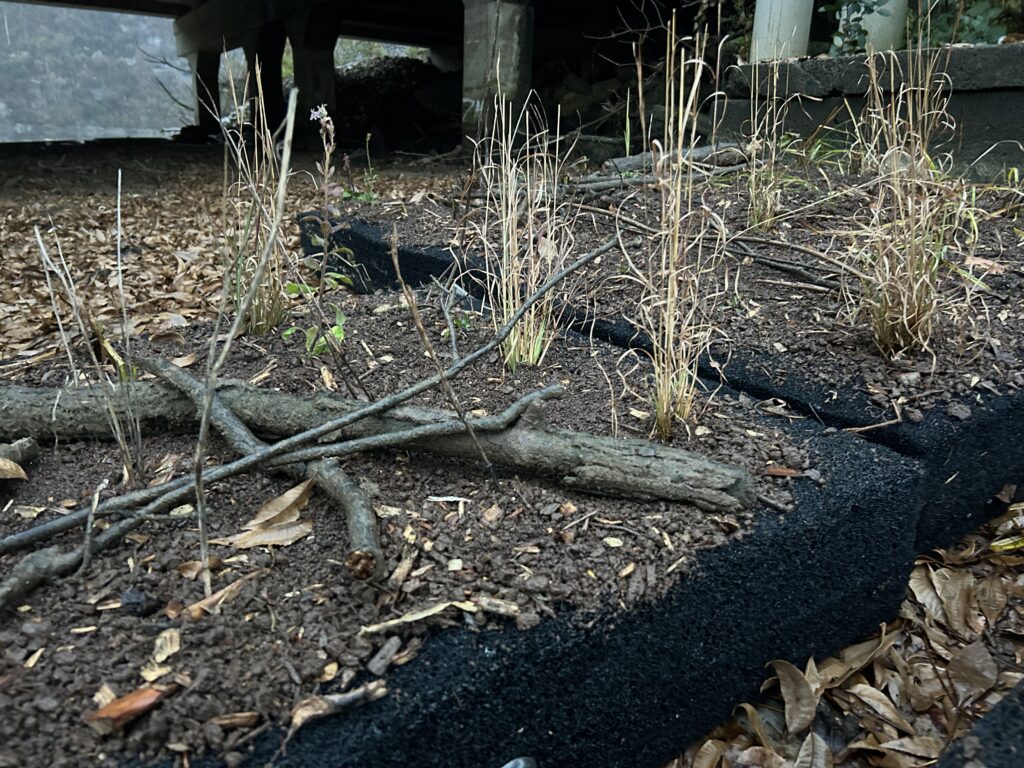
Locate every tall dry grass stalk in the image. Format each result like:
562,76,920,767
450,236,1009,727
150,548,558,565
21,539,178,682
621,22,726,440
745,59,788,230
193,86,300,596
35,215,145,486
221,60,290,334
34,170,144,485
844,41,979,357
472,95,579,372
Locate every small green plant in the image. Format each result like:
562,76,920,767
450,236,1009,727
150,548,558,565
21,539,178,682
912,0,1018,45
820,0,891,55
283,305,346,357
285,270,352,296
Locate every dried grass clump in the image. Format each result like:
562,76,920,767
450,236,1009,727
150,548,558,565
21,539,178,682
845,44,982,358
471,95,580,372
620,23,726,440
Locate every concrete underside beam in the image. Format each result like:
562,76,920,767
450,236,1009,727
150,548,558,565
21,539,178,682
286,7,341,139
174,0,462,57
10,0,190,16
461,0,534,140
173,0,313,57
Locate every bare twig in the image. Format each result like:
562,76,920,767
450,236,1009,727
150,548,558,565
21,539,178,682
391,225,491,471
193,87,298,595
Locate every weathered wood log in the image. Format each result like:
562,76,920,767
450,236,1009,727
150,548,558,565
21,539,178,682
0,382,755,512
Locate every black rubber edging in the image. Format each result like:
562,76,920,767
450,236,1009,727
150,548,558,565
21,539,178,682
587,313,1024,554
200,411,921,768
936,679,1024,768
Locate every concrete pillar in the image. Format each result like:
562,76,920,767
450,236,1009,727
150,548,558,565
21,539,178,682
461,0,534,140
286,8,339,138
861,0,908,52
188,50,221,136
750,0,812,61
242,21,287,135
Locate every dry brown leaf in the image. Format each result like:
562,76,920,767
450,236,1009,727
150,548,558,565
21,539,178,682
289,680,388,734
765,466,801,477
210,711,260,729
212,520,313,549
769,659,819,733
185,569,268,620
908,566,944,623
947,640,998,704
932,567,974,638
691,739,727,768
177,556,224,580
793,732,833,768
976,575,1008,626
84,682,179,734
964,255,1006,274
246,478,315,529
734,702,777,751
139,662,172,682
905,660,945,712
875,736,943,759
152,628,180,664
736,746,787,768
818,628,897,690
0,457,27,480
846,684,915,734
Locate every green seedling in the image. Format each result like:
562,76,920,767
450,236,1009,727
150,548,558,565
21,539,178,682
283,305,346,357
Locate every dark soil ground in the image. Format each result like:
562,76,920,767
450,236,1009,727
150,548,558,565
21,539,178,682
1,140,1023,768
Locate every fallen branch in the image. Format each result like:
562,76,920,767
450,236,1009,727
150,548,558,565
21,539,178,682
597,142,745,175
0,386,563,611
0,378,754,512
0,383,562,558
138,355,384,581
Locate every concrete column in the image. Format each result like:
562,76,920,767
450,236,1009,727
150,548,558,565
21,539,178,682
750,0,812,61
861,0,908,52
461,0,534,140
188,50,221,136
286,9,339,137
242,21,287,135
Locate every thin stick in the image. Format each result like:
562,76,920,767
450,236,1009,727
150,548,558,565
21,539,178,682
194,88,299,596
391,225,491,471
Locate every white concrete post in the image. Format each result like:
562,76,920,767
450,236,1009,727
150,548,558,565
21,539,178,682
461,0,534,140
750,0,814,61
861,0,909,51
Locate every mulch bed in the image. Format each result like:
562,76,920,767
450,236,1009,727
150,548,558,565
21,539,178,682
1,140,1023,768
0,284,806,766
